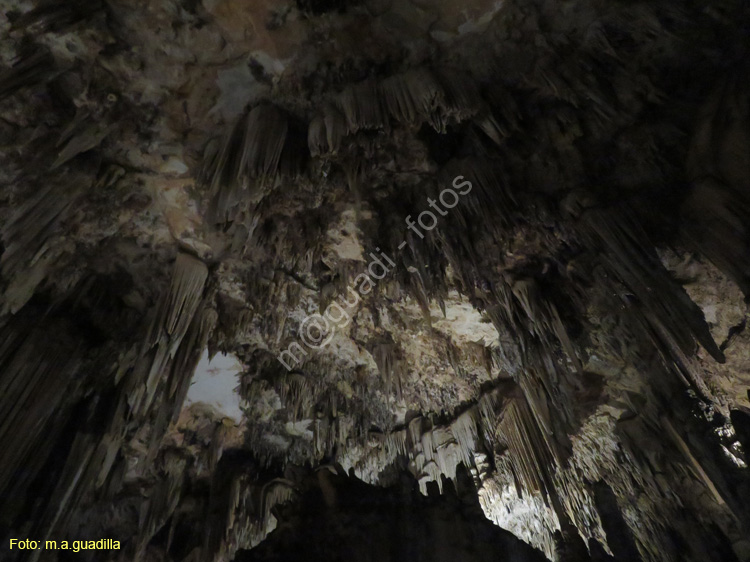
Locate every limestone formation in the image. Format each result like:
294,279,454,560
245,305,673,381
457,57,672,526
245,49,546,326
1,0,749,561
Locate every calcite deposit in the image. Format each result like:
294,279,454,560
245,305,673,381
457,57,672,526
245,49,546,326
0,0,749,561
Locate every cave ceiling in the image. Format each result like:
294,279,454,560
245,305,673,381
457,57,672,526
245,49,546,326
1,0,750,561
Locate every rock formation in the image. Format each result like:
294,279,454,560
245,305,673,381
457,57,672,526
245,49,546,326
0,0,749,560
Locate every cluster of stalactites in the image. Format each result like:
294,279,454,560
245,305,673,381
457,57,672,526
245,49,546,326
495,397,561,503
308,67,507,157
336,373,583,530
129,252,213,420
243,365,373,467
371,341,404,402
199,66,513,231
210,478,296,562
0,174,88,316
0,45,56,100
0,250,219,561
682,66,750,298
580,200,724,363
342,388,508,493
0,313,83,507
558,191,729,407
200,103,307,223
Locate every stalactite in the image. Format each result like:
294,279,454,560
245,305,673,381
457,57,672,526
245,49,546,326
0,46,56,100
116,252,210,427
496,397,559,503
313,417,333,459
210,477,296,561
371,341,403,400
407,416,425,449
510,277,583,375
310,67,494,152
238,105,289,179
681,179,750,297
202,104,296,222
146,304,218,461
321,102,347,156
385,430,407,457
308,115,327,157
10,0,104,32
274,372,310,420
52,114,112,169
134,453,187,560
1,263,216,560
478,391,501,446
660,415,726,508
0,318,82,503
525,363,575,452
168,307,219,423
450,409,480,468
567,195,725,365
432,70,484,131
346,387,512,493
682,66,750,297
442,157,519,232
0,179,82,288
474,108,507,146
336,79,387,133
309,103,348,157
378,68,444,129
